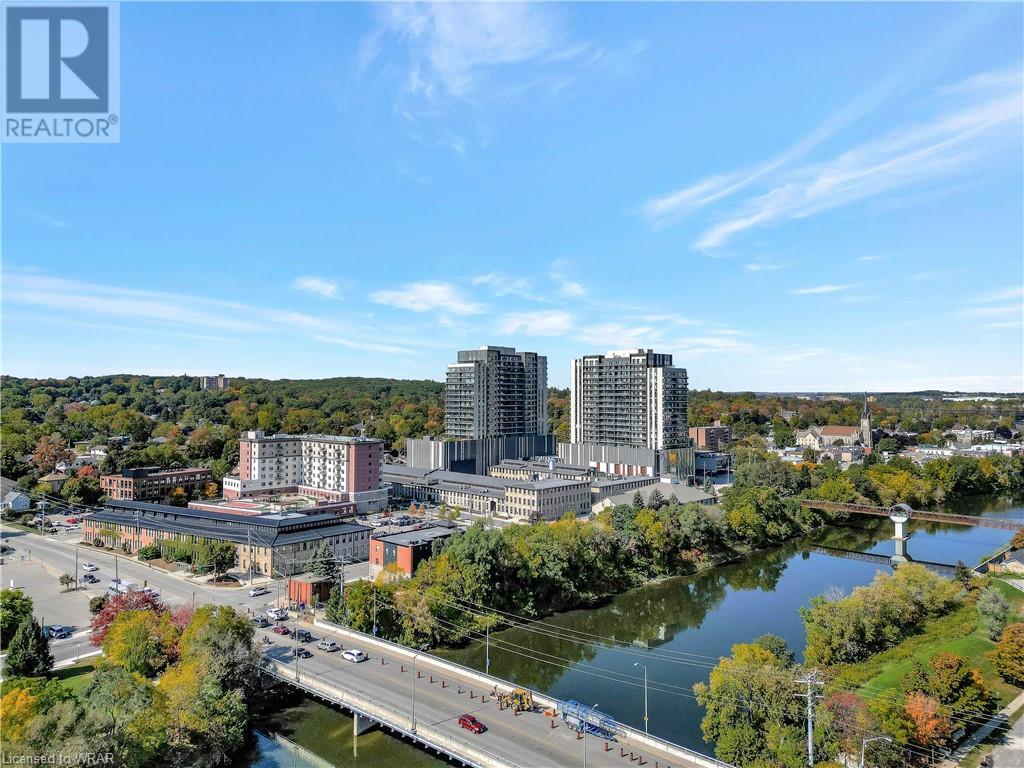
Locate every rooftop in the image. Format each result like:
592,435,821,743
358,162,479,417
376,524,458,548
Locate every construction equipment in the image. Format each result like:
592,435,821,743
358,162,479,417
561,700,618,740
495,687,534,713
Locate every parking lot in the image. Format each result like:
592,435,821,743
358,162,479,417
1,555,93,637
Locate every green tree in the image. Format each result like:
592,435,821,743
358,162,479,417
3,617,54,678
306,541,336,581
325,584,345,624
103,610,178,677
0,589,34,648
59,573,75,592
693,640,804,767
976,584,1009,640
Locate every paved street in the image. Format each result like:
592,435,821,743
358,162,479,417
0,524,369,666
256,620,720,768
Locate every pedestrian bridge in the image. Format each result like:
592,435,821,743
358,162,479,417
797,500,1024,530
259,619,734,768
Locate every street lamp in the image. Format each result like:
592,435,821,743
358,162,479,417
860,735,892,767
634,662,649,734
583,703,600,768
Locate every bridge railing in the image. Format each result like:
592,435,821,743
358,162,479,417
264,658,524,768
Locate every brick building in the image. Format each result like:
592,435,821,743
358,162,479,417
369,524,457,577
100,466,214,502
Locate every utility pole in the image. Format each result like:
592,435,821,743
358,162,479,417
411,653,419,734
796,670,824,766
135,508,140,554
247,528,253,586
485,621,490,675
634,662,649,734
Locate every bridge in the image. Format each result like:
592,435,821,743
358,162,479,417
805,545,957,577
797,500,1024,531
258,619,734,768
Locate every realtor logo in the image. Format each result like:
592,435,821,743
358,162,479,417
2,2,119,142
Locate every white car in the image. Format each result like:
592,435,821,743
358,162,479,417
342,649,366,663
248,586,269,598
81,563,98,572
266,608,288,621
317,640,339,652
139,587,160,597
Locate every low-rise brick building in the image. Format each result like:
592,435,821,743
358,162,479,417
100,466,214,502
369,524,457,578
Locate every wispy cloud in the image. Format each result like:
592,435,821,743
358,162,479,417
744,261,787,273
292,276,340,299
3,271,407,353
967,286,1024,304
312,335,414,355
471,272,534,299
559,280,586,298
857,254,885,263
23,208,68,229
371,281,485,315
367,3,576,103
791,284,853,295
641,66,1023,250
497,310,572,336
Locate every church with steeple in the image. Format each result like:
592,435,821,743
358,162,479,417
860,394,873,452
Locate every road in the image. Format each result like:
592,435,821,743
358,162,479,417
256,620,726,768
0,525,363,665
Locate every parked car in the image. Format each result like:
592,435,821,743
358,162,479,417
82,574,99,584
81,562,98,572
292,647,312,659
317,640,339,652
139,587,160,597
458,715,486,734
272,625,291,636
295,629,312,643
66,517,81,524
46,625,70,639
341,649,366,663
980,757,994,768
248,586,269,597
266,607,288,621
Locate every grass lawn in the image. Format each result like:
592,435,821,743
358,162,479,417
835,579,1024,708
54,658,98,697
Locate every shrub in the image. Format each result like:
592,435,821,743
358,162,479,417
137,544,161,561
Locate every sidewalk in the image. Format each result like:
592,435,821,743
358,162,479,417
940,691,1024,767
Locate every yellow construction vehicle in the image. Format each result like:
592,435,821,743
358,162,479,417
496,687,534,713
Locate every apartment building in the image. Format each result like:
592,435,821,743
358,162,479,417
222,431,387,511
85,500,371,577
488,458,593,483
100,466,214,502
445,346,548,439
570,349,688,450
199,374,230,391
689,422,732,451
504,479,591,521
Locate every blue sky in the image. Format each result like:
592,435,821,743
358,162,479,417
3,1,1022,391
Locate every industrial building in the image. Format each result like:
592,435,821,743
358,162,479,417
84,500,371,577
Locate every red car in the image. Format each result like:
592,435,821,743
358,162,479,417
458,714,486,734
66,517,80,524
272,625,291,636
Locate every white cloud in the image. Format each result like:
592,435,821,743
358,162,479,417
24,208,68,230
559,280,586,297
691,71,1021,249
640,67,1022,249
371,281,485,315
292,276,339,299
967,286,1024,304
791,284,852,295
312,335,414,355
372,3,571,101
744,262,786,273
963,304,1022,318
497,310,572,336
471,272,534,298
2,271,411,353
857,254,885,263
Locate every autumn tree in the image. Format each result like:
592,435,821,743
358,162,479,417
904,691,951,748
32,433,73,474
90,590,164,647
993,623,1024,685
103,609,179,677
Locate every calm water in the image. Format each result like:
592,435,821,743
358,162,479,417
248,495,1022,765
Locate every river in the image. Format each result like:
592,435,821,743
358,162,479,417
244,495,1022,766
